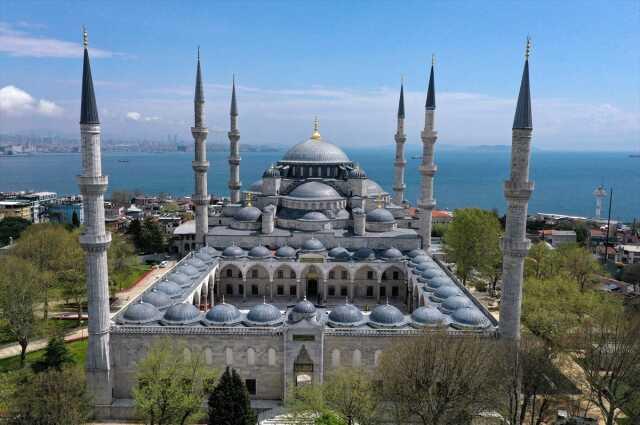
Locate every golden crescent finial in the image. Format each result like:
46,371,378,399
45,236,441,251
376,193,383,208
246,192,252,207
82,26,88,48
525,36,532,60
311,116,321,140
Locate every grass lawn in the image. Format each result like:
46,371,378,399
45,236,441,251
0,339,87,373
114,264,152,292
0,319,85,346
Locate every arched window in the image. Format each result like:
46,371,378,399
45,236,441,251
352,349,362,367
374,350,382,367
247,348,256,366
226,269,233,277
331,349,340,368
268,348,276,366
225,347,233,365
251,269,258,279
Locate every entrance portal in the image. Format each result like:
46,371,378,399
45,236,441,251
306,279,318,299
293,345,314,387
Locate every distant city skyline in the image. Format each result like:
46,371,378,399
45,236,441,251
0,1,638,150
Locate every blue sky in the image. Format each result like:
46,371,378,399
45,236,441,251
0,1,638,150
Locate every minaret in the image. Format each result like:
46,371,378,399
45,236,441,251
500,38,535,341
77,28,112,405
228,76,241,204
192,49,210,246
392,78,407,205
418,56,438,251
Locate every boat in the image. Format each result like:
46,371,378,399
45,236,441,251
411,155,422,159
118,159,129,163
629,154,640,158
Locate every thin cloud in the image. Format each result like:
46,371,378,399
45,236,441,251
0,21,118,58
0,85,63,116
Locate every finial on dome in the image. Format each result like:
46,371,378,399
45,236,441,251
82,26,88,48
263,295,267,304
345,296,349,305
222,294,226,304
376,193,383,209
311,116,321,140
386,296,389,305
525,36,532,60
246,192,252,207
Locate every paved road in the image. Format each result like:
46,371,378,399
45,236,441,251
0,262,175,361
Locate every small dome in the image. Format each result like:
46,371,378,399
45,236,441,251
348,167,367,179
353,247,375,260
369,303,406,327
121,301,161,324
187,257,207,270
328,303,365,326
411,306,445,326
234,206,262,222
300,211,329,221
263,165,280,178
407,249,427,258
168,272,191,288
142,289,173,309
366,208,395,223
288,182,341,199
223,245,247,258
203,303,241,325
176,264,199,277
451,306,490,329
421,268,446,279
382,247,403,260
336,209,350,219
416,262,439,272
194,251,214,264
199,246,220,257
293,298,317,315
328,246,350,260
440,295,472,314
155,279,183,297
161,303,202,325
426,276,453,290
431,285,462,302
249,246,272,258
246,303,283,325
275,245,297,258
352,207,365,215
410,255,431,265
301,238,325,252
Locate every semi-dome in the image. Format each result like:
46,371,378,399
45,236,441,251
249,246,272,258
203,303,242,325
275,245,297,258
301,238,325,252
381,247,403,260
440,295,472,314
161,303,202,325
168,272,191,288
234,206,262,222
411,306,445,327
408,249,427,258
263,165,280,178
328,303,366,327
155,279,183,297
249,179,263,192
282,138,350,164
288,182,341,199
353,247,375,261
335,209,350,219
223,245,246,258
328,246,350,260
366,208,395,223
300,211,329,221
120,301,162,324
430,285,462,303
142,289,173,309
348,167,367,179
369,303,407,327
245,303,283,326
451,306,490,329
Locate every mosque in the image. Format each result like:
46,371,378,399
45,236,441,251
77,29,534,420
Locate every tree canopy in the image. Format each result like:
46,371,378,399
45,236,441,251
207,367,256,425
0,217,30,246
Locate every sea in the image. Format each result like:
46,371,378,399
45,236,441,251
0,147,638,222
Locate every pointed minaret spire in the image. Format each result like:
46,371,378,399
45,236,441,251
500,37,535,341
77,27,113,406
191,48,210,246
393,77,407,205
513,37,532,129
397,77,405,119
80,27,99,125
228,75,242,203
418,55,439,251
425,54,436,110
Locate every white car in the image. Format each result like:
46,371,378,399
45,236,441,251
159,261,168,268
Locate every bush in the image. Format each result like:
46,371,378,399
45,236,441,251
474,281,488,292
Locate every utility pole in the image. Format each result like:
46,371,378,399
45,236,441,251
603,187,613,265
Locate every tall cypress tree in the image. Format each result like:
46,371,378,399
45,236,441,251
208,367,257,425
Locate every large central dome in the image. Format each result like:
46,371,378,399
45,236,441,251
281,119,350,164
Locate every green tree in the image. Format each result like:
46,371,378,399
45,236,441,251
443,208,502,286
621,263,640,293
208,367,257,425
0,216,30,246
108,232,138,292
557,243,602,291
134,339,218,425
31,336,75,373
12,223,79,320
71,210,80,228
525,242,560,280
0,256,41,366
128,218,143,250
7,366,92,425
140,217,166,253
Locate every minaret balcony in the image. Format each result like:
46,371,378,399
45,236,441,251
501,237,531,257
192,160,210,172
503,181,534,200
191,194,211,205
191,127,209,135
76,175,108,194
228,158,241,165
419,164,437,175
